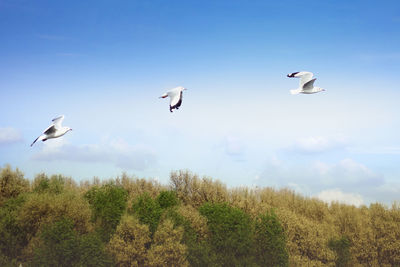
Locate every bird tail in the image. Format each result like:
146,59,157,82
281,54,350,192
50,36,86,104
290,89,302,95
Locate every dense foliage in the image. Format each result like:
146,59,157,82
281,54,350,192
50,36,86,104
1,165,400,266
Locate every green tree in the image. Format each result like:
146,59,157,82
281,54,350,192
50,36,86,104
146,219,189,267
254,209,288,267
78,232,112,267
156,190,179,209
108,215,150,267
32,174,66,194
85,183,128,241
17,191,93,244
0,195,27,265
328,236,351,267
33,218,111,267
131,193,162,235
0,165,29,205
199,202,254,266
32,218,80,266
163,207,215,267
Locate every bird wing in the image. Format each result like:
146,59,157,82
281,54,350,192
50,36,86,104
43,124,57,135
52,115,64,129
31,135,41,146
302,78,316,91
287,71,314,88
169,90,182,107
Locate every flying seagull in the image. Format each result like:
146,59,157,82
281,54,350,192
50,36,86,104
287,71,325,94
159,86,187,112
31,115,72,147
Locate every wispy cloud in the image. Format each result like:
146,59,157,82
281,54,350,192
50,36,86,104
315,189,364,207
312,158,384,188
31,138,158,171
255,156,386,204
290,135,347,153
0,127,23,145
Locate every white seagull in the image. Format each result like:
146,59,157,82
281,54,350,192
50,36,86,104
159,86,187,112
287,71,325,94
31,115,72,147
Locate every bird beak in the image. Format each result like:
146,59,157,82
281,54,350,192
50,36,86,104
184,88,188,90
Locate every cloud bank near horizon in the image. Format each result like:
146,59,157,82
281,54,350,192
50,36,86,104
31,138,158,171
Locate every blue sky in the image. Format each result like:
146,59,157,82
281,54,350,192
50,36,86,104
1,0,400,206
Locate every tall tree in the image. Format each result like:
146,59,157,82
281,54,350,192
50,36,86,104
254,209,288,266
108,215,150,267
85,183,128,241
146,219,188,267
199,202,254,266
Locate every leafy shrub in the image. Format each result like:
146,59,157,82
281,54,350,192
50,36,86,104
0,195,27,264
33,218,111,267
146,219,188,266
199,202,254,266
0,165,29,205
131,193,162,236
108,215,150,266
328,236,351,267
32,174,67,194
33,218,79,266
78,232,113,267
163,207,214,267
85,184,128,241
254,209,288,266
156,190,179,209
18,191,92,242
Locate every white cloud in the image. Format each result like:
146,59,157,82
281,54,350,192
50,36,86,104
0,127,22,145
255,156,386,204
291,135,347,153
315,189,364,207
31,138,157,171
312,158,384,188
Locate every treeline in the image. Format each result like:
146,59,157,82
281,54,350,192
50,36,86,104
1,166,400,266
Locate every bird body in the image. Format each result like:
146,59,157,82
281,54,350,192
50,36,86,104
287,71,325,94
160,86,187,112
31,115,72,146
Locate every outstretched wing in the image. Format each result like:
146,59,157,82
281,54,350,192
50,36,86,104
30,135,41,147
52,115,64,129
297,72,313,88
169,90,182,107
43,125,56,135
288,71,314,88
302,78,316,91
